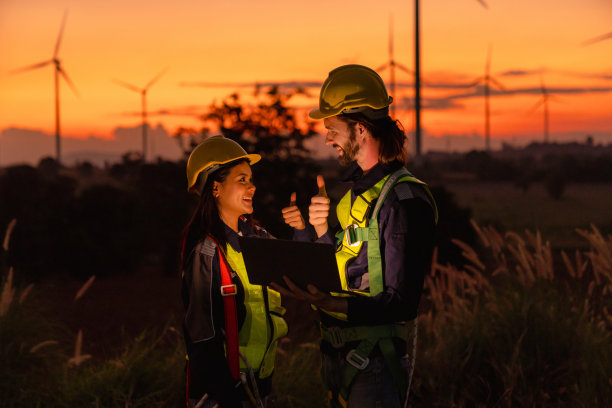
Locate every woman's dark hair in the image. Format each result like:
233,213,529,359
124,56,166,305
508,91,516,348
338,112,407,164
180,158,252,271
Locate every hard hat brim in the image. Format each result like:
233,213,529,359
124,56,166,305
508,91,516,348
187,153,261,192
309,108,335,120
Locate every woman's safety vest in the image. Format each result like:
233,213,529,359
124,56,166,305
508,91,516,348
322,167,438,321
225,244,288,379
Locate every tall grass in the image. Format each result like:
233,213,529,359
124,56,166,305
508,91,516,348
270,339,327,408
1,219,185,407
412,221,612,407
57,325,185,408
2,218,610,406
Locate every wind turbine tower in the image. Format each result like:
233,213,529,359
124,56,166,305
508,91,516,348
10,11,78,164
377,15,412,118
530,78,552,143
114,68,168,162
467,45,505,151
413,0,488,157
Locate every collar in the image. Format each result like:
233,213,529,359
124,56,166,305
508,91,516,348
342,161,403,196
223,217,251,252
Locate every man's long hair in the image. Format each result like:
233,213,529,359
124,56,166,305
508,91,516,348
338,112,407,164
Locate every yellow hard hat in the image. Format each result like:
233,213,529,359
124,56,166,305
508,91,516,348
186,135,261,192
309,64,392,120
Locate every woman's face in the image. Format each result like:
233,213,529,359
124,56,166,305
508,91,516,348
214,161,256,222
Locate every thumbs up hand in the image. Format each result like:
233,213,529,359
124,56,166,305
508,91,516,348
281,192,306,230
309,175,330,238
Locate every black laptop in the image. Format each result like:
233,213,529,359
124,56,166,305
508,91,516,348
238,236,342,293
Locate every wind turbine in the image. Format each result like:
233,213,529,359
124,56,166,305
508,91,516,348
10,11,78,164
466,45,505,151
413,0,488,157
529,76,558,143
114,68,168,162
376,14,412,118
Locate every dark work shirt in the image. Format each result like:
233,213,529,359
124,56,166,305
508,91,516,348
296,161,436,328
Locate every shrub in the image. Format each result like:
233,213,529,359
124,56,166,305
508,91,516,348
412,222,612,407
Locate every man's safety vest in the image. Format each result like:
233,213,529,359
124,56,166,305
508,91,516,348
225,243,288,379
321,167,438,321
318,167,438,406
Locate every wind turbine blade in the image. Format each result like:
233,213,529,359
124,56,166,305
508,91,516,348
489,77,506,91
476,0,488,9
388,13,394,61
395,62,413,75
540,75,548,95
113,79,142,93
145,67,169,90
548,94,565,103
9,60,53,74
465,77,484,88
376,62,390,72
485,44,492,76
582,31,612,46
527,98,545,114
54,10,69,58
59,68,80,97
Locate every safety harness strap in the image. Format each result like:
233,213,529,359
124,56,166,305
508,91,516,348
212,238,241,380
379,337,408,402
367,168,410,296
320,322,412,402
340,338,378,400
320,323,409,347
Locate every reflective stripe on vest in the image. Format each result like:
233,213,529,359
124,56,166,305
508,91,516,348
225,243,288,379
321,167,438,321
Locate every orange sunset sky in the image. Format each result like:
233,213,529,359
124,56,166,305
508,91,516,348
1,0,611,164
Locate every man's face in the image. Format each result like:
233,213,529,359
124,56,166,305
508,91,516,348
323,116,360,166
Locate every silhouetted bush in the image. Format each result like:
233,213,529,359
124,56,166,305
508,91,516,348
545,169,568,200
429,185,476,266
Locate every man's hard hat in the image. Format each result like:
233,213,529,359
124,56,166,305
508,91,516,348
309,64,392,120
186,135,261,192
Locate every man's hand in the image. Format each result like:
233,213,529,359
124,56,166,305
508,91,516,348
270,276,347,313
309,175,330,238
281,192,305,230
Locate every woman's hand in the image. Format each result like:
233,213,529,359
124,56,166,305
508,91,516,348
281,192,306,230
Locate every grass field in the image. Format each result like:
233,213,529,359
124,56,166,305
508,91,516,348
442,181,612,249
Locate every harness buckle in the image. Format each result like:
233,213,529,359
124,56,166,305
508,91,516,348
344,224,361,247
327,326,345,348
220,284,237,296
346,349,369,370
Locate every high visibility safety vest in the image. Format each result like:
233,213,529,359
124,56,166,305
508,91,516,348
321,167,438,321
225,243,288,379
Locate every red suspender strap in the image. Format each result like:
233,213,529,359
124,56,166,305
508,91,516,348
217,246,241,380
185,359,191,408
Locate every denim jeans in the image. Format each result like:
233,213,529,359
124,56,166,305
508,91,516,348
321,324,417,408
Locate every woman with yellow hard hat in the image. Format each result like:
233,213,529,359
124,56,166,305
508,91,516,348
180,135,287,408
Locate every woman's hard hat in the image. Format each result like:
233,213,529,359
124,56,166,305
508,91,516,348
309,64,392,120
186,135,261,192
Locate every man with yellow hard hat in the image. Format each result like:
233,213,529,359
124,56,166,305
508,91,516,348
277,65,438,407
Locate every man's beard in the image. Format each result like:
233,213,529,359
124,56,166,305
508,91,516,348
338,126,360,166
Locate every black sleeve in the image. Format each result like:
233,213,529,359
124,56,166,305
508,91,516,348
346,194,436,325
183,249,245,407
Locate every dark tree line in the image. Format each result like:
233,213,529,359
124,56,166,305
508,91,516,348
417,149,612,200
0,87,475,280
